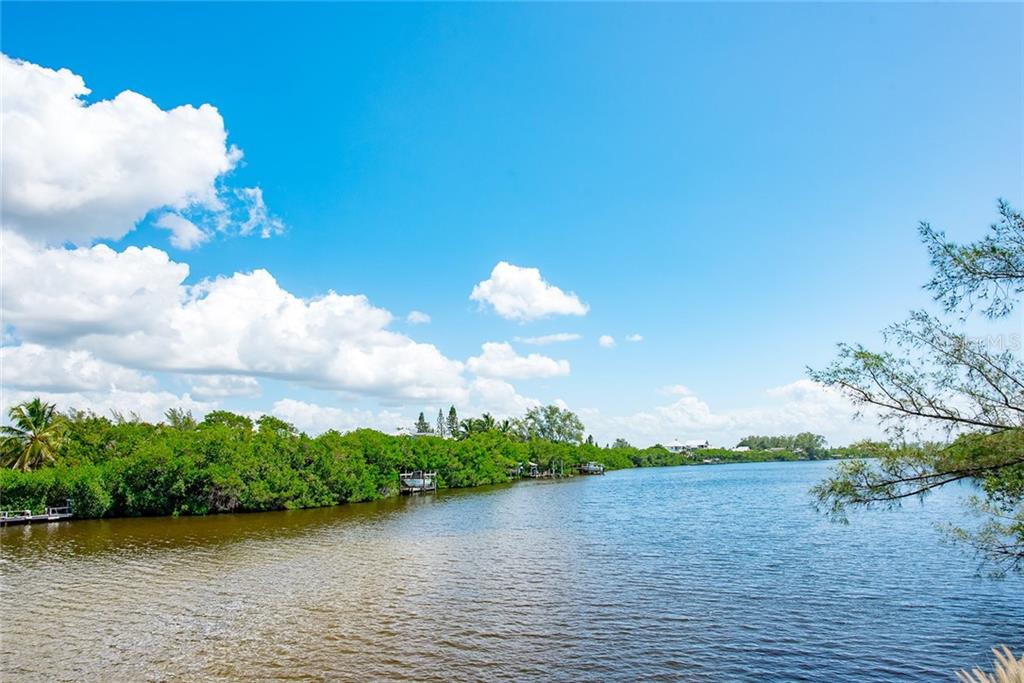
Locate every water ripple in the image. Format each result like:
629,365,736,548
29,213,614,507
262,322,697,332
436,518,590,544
2,462,1021,681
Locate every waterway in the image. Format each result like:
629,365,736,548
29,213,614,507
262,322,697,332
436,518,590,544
2,461,1021,681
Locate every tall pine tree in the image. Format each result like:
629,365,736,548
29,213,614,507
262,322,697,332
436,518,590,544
446,406,459,438
436,409,446,438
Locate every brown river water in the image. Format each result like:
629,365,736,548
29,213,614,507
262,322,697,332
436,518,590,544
1,462,1022,681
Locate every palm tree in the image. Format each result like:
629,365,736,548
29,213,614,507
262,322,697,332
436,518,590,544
1,398,67,471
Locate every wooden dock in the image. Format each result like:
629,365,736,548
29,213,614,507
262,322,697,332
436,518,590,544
399,471,437,494
0,504,73,526
526,460,569,478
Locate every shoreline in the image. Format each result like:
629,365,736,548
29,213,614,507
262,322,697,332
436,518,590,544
1,409,866,523
1,456,851,526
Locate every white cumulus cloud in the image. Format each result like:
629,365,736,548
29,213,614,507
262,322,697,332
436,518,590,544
467,377,542,417
626,334,643,343
1,233,467,402
1,387,216,425
1,343,157,393
470,262,588,322
0,53,279,246
1,232,188,343
580,380,882,448
187,375,261,400
466,342,570,380
599,335,616,348
269,398,404,435
268,377,543,436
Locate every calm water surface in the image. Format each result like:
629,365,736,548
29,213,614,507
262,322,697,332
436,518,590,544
2,461,1021,681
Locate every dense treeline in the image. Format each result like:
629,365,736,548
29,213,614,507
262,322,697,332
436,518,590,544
736,433,829,458
412,404,585,443
0,402,858,519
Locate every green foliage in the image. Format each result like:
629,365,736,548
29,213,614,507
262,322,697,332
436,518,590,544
811,201,1024,574
413,412,433,435
516,405,585,444
1,398,68,471
0,410,529,517
446,406,459,438
435,409,446,439
458,412,498,438
164,408,197,430
737,433,828,459
0,400,852,521
921,200,1024,319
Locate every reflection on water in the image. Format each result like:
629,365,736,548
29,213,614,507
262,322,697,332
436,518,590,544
2,462,1021,681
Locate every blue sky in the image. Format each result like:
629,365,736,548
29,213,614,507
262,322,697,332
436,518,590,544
1,2,1021,445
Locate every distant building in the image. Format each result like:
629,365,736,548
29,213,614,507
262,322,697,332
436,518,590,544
665,438,710,453
733,445,750,452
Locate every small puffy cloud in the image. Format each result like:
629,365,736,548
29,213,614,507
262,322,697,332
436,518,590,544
407,310,431,325
188,375,261,400
156,213,209,250
234,186,284,239
470,262,588,322
467,342,570,380
0,53,279,246
0,344,157,393
599,335,616,348
626,334,643,343
514,333,581,346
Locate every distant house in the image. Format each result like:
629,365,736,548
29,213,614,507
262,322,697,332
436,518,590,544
733,445,750,452
665,439,710,453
